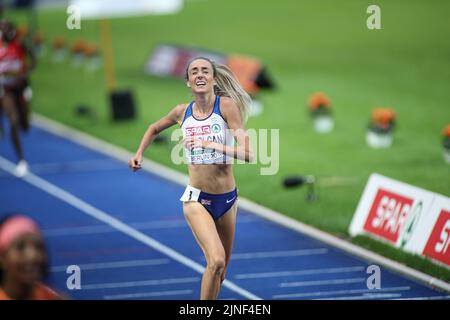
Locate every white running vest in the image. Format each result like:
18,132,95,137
181,96,234,164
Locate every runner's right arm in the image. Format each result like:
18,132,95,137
128,104,186,172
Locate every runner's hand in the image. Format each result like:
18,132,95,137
128,154,143,172
184,137,204,149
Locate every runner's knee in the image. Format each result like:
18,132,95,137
207,253,226,276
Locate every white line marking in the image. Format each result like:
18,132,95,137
280,277,366,288
236,200,450,293
0,155,261,300
81,277,200,290
231,248,328,260
43,221,186,236
0,159,123,177
273,286,411,299
42,215,259,237
390,295,450,300
30,114,450,294
103,289,193,300
318,293,403,300
51,259,170,272
31,159,123,175
235,266,365,279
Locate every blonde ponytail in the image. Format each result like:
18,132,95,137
185,57,252,123
213,63,252,123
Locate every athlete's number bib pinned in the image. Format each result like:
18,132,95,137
180,185,201,202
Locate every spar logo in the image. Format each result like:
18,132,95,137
363,189,414,244
423,210,450,266
185,125,211,136
399,201,423,248
211,123,221,133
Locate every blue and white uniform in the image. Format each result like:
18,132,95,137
179,95,238,220
181,95,234,164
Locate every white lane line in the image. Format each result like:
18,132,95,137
273,286,411,299
32,114,450,294
235,266,365,279
231,248,328,260
81,277,200,290
51,258,170,272
43,221,187,236
391,295,450,300
238,197,450,293
0,159,124,177
104,289,193,300
201,248,328,261
280,277,366,288
318,293,403,300
42,215,259,237
0,156,261,301
30,159,124,175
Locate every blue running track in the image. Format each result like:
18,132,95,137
0,119,449,300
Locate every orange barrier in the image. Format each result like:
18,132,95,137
226,55,261,95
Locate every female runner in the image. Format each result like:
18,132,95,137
129,57,254,299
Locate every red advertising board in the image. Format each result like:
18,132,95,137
423,210,450,267
350,174,449,269
363,189,414,244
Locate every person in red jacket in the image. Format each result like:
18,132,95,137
0,214,62,300
0,19,36,177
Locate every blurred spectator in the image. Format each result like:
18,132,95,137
0,214,61,300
